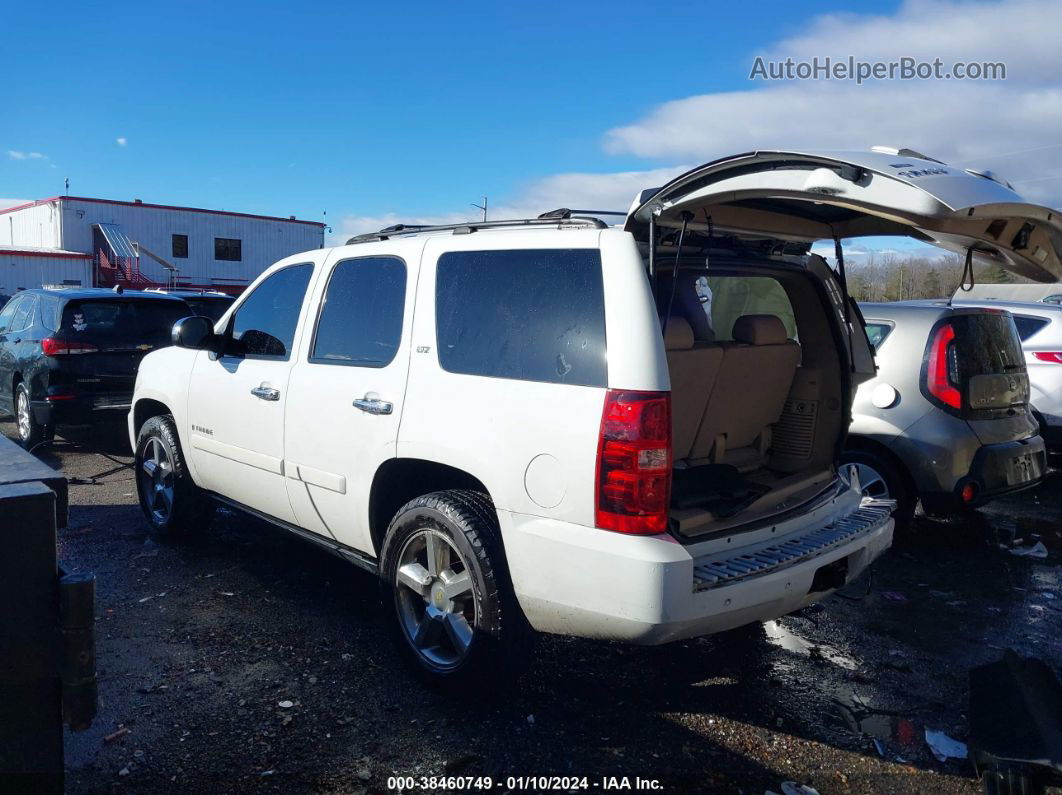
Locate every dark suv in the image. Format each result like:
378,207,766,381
0,288,190,448
144,289,236,323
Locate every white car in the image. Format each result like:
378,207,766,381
948,299,1062,452
128,149,1062,685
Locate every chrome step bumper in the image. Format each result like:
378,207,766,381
692,500,894,592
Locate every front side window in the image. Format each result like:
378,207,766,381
215,237,242,262
312,256,406,367
435,249,607,386
228,264,313,359
172,234,189,259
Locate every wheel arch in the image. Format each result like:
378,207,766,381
369,458,493,557
132,398,173,441
843,434,918,500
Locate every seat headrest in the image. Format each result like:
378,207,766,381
663,316,695,350
732,314,788,346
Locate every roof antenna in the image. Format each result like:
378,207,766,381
950,246,976,305
661,211,694,341
471,196,487,222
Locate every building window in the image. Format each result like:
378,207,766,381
215,237,242,262
172,234,189,259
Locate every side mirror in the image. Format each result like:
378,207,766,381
172,316,217,350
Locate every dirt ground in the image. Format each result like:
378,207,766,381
6,419,1060,794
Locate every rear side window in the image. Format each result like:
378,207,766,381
864,322,894,350
1013,315,1049,341
435,249,606,386
40,296,61,332
61,300,189,346
312,256,406,367
700,276,797,341
229,264,313,359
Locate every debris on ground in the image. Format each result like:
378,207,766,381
881,591,908,603
277,700,294,709
1009,541,1049,559
925,729,968,762
103,727,130,744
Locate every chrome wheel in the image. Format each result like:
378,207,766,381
851,462,891,500
15,389,31,441
394,528,477,670
139,437,175,524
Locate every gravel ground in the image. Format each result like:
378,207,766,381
6,419,1060,794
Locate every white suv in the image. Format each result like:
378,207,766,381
129,149,1062,684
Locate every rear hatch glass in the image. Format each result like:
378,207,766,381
52,299,189,400
60,300,188,349
950,313,1029,418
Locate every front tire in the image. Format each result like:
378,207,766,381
15,382,51,450
380,490,533,687
135,414,213,537
840,447,915,522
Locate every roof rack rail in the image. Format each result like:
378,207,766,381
345,210,610,245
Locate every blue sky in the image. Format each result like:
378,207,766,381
4,0,1060,249
0,1,895,221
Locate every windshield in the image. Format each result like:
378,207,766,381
60,300,189,349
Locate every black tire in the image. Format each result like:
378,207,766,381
379,489,534,688
15,382,52,451
839,447,915,522
134,414,213,537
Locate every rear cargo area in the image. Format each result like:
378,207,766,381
656,262,848,538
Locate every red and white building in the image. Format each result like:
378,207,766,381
0,196,325,297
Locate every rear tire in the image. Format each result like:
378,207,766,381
15,382,51,451
379,490,534,688
135,414,213,537
839,447,915,522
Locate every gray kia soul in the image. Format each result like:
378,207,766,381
846,302,1045,520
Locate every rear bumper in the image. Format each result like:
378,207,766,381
499,487,894,644
921,434,1046,512
31,395,132,427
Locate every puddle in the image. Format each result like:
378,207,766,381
833,694,920,752
762,620,860,670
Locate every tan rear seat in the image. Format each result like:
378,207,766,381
689,314,800,469
664,317,724,461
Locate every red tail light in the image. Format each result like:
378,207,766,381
925,323,962,410
595,390,671,535
1033,352,1062,364
42,338,98,356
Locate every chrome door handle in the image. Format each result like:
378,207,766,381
353,397,393,415
251,386,280,401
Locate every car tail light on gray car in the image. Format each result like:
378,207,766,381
595,390,672,535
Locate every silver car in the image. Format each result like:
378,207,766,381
844,302,1046,521
945,299,1062,453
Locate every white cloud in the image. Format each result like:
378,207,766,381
116,137,128,147
334,0,1062,245
604,0,1062,205
335,165,689,243
7,150,47,161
